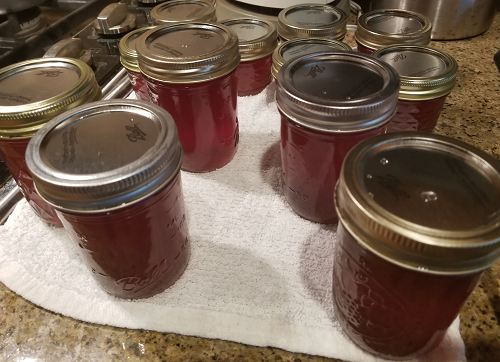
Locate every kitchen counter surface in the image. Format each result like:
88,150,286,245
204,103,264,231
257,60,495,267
1,12,500,362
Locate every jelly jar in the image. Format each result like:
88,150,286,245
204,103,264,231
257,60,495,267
220,18,277,96
136,22,240,172
277,4,347,42
355,9,432,55
276,52,399,224
150,0,216,25
333,132,500,359
25,99,190,299
0,57,101,227
372,45,458,132
271,37,352,80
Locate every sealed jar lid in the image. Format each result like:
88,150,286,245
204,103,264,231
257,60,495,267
119,26,155,72
271,37,351,79
278,4,347,41
335,132,500,274
276,52,400,132
0,58,101,138
150,0,216,25
136,22,240,83
220,18,277,62
355,9,432,51
25,99,182,212
372,45,458,101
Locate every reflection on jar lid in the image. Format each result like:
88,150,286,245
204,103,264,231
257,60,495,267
373,45,458,101
25,99,182,212
355,9,432,51
119,26,156,72
336,132,500,274
0,57,101,138
150,0,216,25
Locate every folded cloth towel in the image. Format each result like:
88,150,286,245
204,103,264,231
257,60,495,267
0,84,466,362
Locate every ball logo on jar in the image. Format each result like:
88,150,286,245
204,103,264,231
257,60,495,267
191,31,214,40
306,64,325,78
36,70,63,77
125,124,147,142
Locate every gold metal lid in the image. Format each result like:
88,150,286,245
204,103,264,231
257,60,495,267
335,132,500,274
0,57,101,138
372,45,458,101
355,9,432,51
136,22,240,83
119,26,156,72
220,18,277,62
277,4,347,41
150,0,216,25
271,37,351,79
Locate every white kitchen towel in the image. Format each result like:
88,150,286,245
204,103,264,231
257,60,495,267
0,84,465,362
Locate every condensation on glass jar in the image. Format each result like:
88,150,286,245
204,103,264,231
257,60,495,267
0,57,101,227
277,4,347,42
119,26,155,101
333,132,500,359
25,99,190,299
276,52,399,224
271,37,352,80
372,45,458,132
355,9,432,54
220,18,277,96
150,0,216,25
136,22,240,172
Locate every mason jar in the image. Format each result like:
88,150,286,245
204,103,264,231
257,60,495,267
0,57,101,227
136,22,240,172
150,0,216,25
276,52,399,224
333,132,500,359
372,45,458,132
26,99,190,299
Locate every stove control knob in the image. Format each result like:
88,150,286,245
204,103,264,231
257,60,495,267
43,38,94,67
93,2,136,35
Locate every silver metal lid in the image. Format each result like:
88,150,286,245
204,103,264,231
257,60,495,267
25,99,182,212
276,51,400,132
136,22,240,83
271,37,351,79
220,18,277,62
372,45,458,101
119,26,156,72
277,4,347,41
336,132,500,274
355,9,432,51
150,0,216,25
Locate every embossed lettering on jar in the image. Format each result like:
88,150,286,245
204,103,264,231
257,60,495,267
333,132,500,359
25,100,190,299
276,52,399,224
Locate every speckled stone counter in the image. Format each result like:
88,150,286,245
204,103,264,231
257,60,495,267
1,12,500,362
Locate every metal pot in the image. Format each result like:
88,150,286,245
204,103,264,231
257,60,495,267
370,0,496,40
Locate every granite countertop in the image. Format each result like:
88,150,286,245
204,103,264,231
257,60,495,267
1,12,500,362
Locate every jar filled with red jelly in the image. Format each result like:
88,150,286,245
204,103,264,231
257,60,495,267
150,0,216,25
276,52,399,224
355,9,432,55
271,37,352,80
25,99,190,299
333,132,500,359
0,57,101,227
220,18,277,96
277,4,347,42
372,45,458,132
136,22,240,172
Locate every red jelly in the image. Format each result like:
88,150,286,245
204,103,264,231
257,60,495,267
334,132,500,359
26,100,190,299
276,52,399,224
136,23,240,172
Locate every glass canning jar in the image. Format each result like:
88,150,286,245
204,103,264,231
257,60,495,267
333,132,500,359
25,100,190,299
276,52,399,224
0,57,101,227
136,22,240,173
277,4,347,42
220,18,277,97
271,37,352,80
150,0,216,25
355,9,432,55
372,45,458,132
